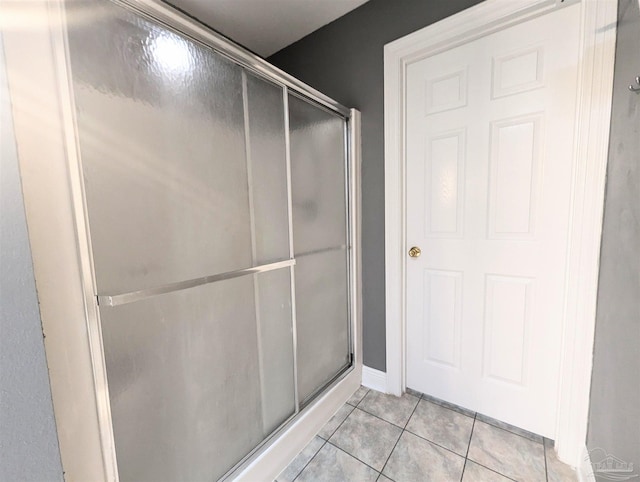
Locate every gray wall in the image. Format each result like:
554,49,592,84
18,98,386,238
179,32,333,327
0,39,64,481
587,0,640,477
270,0,483,370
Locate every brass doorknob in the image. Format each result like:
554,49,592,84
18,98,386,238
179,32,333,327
408,246,422,258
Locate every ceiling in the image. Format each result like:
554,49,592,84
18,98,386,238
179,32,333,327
166,0,369,57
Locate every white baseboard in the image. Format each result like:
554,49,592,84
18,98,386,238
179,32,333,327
362,366,387,393
579,445,595,482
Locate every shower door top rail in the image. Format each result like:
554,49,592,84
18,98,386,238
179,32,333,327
97,258,295,307
116,0,351,118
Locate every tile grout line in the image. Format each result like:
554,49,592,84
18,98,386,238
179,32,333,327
356,393,422,429
543,437,550,482
465,413,477,459
396,403,475,460
325,439,383,477
403,426,473,459
468,460,520,482
462,413,529,482
288,398,360,481
402,397,421,431
297,393,380,480
389,392,481,460
344,389,369,410
460,413,478,482
290,438,328,482
322,403,356,442
291,388,369,481
309,389,538,482
418,389,541,444
378,395,421,477
412,390,537,482
369,389,532,482
353,405,410,430
298,391,530,482
460,459,467,482
413,392,519,482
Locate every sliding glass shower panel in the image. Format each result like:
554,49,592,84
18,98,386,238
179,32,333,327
288,94,350,403
294,250,350,402
254,269,296,434
99,268,294,482
243,72,290,264
242,72,295,433
69,0,259,294
288,95,347,253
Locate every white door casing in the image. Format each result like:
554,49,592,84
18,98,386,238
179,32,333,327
384,0,617,467
405,4,581,438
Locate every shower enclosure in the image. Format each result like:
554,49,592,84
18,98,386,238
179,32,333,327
2,0,360,480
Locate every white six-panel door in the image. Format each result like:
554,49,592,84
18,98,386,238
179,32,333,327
405,4,581,437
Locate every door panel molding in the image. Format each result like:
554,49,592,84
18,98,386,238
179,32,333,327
384,0,617,468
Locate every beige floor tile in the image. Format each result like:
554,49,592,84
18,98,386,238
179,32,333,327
358,390,420,427
405,399,474,456
296,443,379,482
467,421,545,482
329,408,402,472
382,431,464,482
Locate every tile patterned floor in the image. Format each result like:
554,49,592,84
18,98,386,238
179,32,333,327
276,387,578,482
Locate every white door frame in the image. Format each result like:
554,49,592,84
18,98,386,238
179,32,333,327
383,0,617,468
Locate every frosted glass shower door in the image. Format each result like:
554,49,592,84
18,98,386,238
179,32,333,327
66,1,295,480
289,95,351,404
61,0,354,479
99,270,294,481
